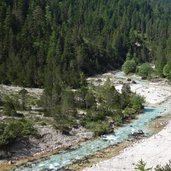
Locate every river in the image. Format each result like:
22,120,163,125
14,73,171,171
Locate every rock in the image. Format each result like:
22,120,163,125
8,160,16,164
156,116,162,119
130,130,144,137
132,80,137,84
127,78,131,81
62,128,71,135
31,107,44,112
135,42,141,47
8,161,12,164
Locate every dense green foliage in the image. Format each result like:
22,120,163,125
163,59,171,79
3,97,18,116
2,90,30,116
82,82,144,135
0,0,171,89
137,63,153,78
122,59,136,74
0,119,36,147
45,79,144,135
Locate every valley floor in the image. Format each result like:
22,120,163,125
83,120,171,171
79,72,171,171
1,72,171,170
89,71,171,105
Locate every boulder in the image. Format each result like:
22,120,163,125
131,129,144,137
132,80,137,84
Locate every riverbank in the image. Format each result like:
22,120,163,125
11,97,171,171
83,118,171,171
0,126,94,171
1,72,171,171
65,114,170,171
0,84,95,171
88,71,171,106
1,115,169,171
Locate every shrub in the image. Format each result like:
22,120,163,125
138,63,153,78
86,110,106,122
3,97,17,116
85,121,112,136
0,96,3,106
163,64,171,79
111,112,123,126
135,160,171,171
135,160,152,171
130,94,144,111
0,119,37,147
155,161,171,171
85,91,96,109
122,59,136,74
123,107,136,118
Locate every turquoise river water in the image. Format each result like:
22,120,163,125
15,98,171,171
15,72,171,171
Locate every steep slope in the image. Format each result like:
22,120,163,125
0,0,170,88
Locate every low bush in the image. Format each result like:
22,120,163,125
137,63,153,78
3,97,17,116
85,121,112,136
135,160,171,171
122,59,136,74
0,119,37,147
130,94,144,111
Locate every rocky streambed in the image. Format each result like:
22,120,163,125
12,98,171,171
1,71,171,171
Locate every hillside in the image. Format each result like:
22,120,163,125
0,0,171,89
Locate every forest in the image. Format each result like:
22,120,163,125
0,0,171,89
0,0,171,137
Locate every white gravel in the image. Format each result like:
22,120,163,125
84,71,171,171
83,122,171,171
115,82,171,105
